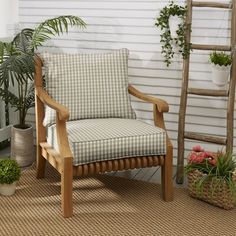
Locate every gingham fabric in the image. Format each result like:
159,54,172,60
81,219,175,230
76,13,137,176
42,49,135,126
47,118,166,166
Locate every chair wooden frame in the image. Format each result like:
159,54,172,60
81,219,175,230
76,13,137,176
34,58,174,218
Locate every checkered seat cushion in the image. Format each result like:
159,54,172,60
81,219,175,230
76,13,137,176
47,118,166,166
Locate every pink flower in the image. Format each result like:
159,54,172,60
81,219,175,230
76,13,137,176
188,146,219,166
208,157,217,166
205,152,217,166
203,151,212,158
188,152,205,164
192,145,204,152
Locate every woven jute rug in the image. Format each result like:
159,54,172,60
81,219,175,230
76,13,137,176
0,165,235,236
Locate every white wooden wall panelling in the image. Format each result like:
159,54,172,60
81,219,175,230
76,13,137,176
19,0,234,181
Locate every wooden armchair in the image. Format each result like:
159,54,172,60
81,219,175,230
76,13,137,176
34,50,173,218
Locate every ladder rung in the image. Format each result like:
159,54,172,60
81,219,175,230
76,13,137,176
187,88,228,97
191,44,231,51
184,132,226,145
192,1,231,9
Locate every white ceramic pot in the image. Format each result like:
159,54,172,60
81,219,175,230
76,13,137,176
169,15,182,38
11,125,34,167
0,182,17,196
211,63,231,87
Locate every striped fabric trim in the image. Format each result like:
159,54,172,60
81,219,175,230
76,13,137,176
47,118,166,166
41,49,136,126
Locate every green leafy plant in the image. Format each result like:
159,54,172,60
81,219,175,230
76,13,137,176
210,51,232,66
155,1,190,66
0,15,86,128
0,159,21,184
185,146,236,201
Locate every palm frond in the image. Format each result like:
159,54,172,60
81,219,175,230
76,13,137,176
0,53,35,87
0,41,15,63
24,82,35,110
0,88,20,110
0,15,86,127
12,28,34,54
30,15,86,50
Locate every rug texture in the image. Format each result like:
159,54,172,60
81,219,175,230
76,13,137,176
0,165,235,236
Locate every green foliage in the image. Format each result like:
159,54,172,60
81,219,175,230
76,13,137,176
185,151,236,201
210,51,232,66
0,159,21,184
155,1,191,66
0,15,86,128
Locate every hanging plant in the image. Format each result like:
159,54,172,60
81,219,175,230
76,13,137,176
155,1,191,66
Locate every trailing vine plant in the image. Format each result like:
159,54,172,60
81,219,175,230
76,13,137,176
155,1,191,66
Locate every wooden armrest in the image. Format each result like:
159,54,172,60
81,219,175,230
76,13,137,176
128,85,169,113
35,87,69,121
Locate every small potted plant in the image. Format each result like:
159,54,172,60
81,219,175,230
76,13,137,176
209,51,232,87
0,159,21,196
185,146,236,210
155,1,190,66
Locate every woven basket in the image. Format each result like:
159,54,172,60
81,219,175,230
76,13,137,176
187,169,236,210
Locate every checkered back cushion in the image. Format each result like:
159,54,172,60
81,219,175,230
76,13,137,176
42,49,136,126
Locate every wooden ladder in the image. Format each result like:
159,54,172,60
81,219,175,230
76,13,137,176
176,0,236,184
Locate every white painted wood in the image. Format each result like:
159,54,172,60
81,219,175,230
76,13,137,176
0,82,19,141
0,126,11,142
0,0,18,38
18,0,234,182
0,0,19,142
0,105,10,141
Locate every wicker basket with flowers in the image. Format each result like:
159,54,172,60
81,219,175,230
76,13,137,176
185,146,236,209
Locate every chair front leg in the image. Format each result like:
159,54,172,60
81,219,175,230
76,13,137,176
61,156,73,218
56,117,74,218
35,95,47,179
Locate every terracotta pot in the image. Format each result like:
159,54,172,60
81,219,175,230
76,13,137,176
211,63,231,87
169,15,182,38
11,125,34,167
0,181,17,196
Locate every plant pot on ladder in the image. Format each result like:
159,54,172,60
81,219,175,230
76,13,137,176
209,52,232,87
169,15,182,39
155,1,190,67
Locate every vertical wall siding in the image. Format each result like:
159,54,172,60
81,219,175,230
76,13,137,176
19,0,234,165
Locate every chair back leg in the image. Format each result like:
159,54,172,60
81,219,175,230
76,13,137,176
36,145,46,179
161,141,174,201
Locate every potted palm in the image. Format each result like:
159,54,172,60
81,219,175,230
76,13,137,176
185,146,236,209
0,15,86,167
0,159,21,196
155,1,190,66
209,52,232,87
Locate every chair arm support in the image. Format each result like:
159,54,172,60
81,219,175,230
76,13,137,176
35,87,69,121
128,85,169,113
36,88,72,158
